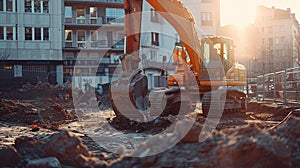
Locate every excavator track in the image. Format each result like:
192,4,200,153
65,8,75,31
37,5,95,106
202,90,247,118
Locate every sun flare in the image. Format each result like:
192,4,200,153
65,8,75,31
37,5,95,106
221,0,258,27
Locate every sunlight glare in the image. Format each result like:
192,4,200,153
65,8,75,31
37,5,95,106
221,0,258,27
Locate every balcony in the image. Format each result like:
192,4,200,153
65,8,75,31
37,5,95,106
64,40,124,51
64,17,124,28
64,0,124,7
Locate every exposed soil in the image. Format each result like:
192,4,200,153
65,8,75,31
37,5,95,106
0,83,300,167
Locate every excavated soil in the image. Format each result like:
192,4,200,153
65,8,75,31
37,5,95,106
0,83,300,167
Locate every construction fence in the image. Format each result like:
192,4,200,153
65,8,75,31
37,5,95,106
249,67,300,105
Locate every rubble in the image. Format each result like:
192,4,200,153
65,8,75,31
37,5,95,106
0,83,300,167
43,130,91,166
110,116,300,168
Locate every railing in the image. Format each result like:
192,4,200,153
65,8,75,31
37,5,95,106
64,40,124,49
255,67,300,105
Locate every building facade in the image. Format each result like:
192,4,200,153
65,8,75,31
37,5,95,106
0,0,221,89
183,0,220,37
0,0,64,87
63,0,124,91
254,6,300,74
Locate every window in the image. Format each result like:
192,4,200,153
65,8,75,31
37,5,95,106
34,0,40,13
0,0,3,11
202,42,210,65
6,0,12,12
151,32,159,46
65,30,72,47
65,6,72,23
77,30,85,48
150,50,156,60
25,0,31,12
90,7,97,24
106,8,124,24
25,0,48,13
42,0,48,13
43,27,49,40
268,38,273,47
90,30,98,47
0,26,16,40
3,65,13,70
0,27,3,40
268,26,272,33
150,8,160,22
65,6,72,17
201,12,212,26
34,27,41,40
25,27,32,40
0,0,15,12
6,27,13,40
280,36,285,43
26,27,49,41
90,30,97,42
76,7,85,24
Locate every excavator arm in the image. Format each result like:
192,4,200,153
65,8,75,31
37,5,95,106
145,0,202,80
123,0,202,79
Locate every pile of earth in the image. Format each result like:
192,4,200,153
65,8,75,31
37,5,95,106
246,101,298,121
0,99,77,129
110,114,300,168
0,130,117,167
0,81,71,100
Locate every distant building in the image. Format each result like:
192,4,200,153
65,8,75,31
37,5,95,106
183,0,220,37
0,0,222,89
254,6,300,74
63,0,125,91
0,0,64,87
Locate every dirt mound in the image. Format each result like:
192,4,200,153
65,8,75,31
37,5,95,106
7,131,109,167
247,101,296,121
110,116,300,168
0,99,77,128
0,82,71,101
0,99,39,124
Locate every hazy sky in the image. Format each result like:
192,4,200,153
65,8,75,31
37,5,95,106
220,0,300,26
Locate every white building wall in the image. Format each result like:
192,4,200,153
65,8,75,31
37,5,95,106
140,1,178,66
182,0,220,37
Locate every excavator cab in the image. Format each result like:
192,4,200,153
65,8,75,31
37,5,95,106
200,37,234,81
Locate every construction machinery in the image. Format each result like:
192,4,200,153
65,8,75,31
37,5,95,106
110,0,247,122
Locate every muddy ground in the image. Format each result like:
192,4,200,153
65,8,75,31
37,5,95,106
0,83,300,167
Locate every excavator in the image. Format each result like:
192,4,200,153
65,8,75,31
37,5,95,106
110,0,247,123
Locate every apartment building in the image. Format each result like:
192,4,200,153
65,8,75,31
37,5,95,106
62,0,124,90
254,6,300,74
0,0,221,89
183,0,220,37
0,0,63,87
